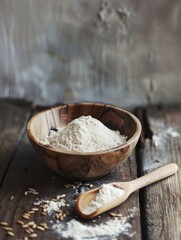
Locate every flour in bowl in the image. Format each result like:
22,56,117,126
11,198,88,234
83,184,125,214
41,115,127,152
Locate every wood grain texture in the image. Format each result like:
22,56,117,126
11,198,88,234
138,106,181,240
0,100,141,239
0,0,181,106
1,99,181,240
0,99,32,185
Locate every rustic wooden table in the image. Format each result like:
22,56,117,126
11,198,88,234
0,99,180,240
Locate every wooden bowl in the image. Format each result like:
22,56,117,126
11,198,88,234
27,102,141,180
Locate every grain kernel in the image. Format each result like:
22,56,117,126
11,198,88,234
17,220,24,225
42,209,47,213
22,224,29,228
116,213,123,217
43,204,48,208
26,190,34,194
40,223,49,229
109,213,116,217
24,213,30,217
28,211,35,215
22,215,29,220
55,209,62,213
60,194,66,198
29,227,34,233
37,226,45,231
28,187,36,192
7,231,14,237
29,233,37,238
32,224,37,229
109,212,122,217
33,202,40,206
25,229,31,234
51,198,57,202
4,227,13,231
31,208,39,212
28,221,35,226
0,222,8,226
40,222,47,227
56,195,61,200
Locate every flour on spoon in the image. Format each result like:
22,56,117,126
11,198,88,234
83,184,125,214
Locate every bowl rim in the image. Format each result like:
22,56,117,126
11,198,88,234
27,102,142,155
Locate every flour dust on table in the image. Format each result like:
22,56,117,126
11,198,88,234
52,217,134,240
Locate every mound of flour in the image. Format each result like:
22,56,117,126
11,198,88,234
41,115,127,152
52,218,132,240
83,184,125,214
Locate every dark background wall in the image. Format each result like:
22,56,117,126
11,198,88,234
0,0,181,107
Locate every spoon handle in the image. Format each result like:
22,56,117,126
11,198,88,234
130,163,178,192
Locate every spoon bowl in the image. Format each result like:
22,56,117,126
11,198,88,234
76,163,178,219
76,183,130,219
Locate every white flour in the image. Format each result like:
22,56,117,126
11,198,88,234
152,127,180,147
33,197,66,214
52,218,132,240
45,199,66,214
83,184,125,214
26,186,135,240
41,115,127,152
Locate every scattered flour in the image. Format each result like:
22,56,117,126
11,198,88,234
41,115,127,152
52,218,132,240
45,199,66,214
26,186,135,240
83,184,125,214
153,127,180,147
33,197,66,214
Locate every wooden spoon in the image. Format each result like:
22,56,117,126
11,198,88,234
76,163,178,219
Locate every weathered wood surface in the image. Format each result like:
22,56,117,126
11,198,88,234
0,100,141,239
0,0,181,106
0,99,32,184
0,99,180,239
137,106,181,240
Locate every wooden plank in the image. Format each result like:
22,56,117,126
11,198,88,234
0,99,32,185
138,106,181,240
0,105,141,239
